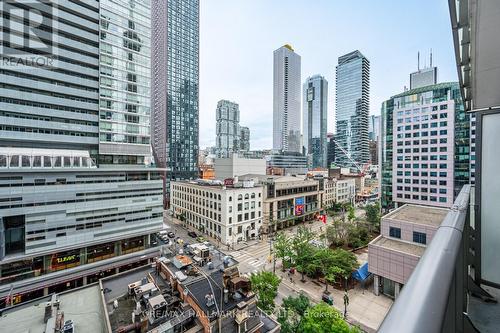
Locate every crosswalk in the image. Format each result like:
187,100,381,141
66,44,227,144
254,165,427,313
228,243,272,274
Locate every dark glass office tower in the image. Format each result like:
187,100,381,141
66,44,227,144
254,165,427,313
335,50,370,167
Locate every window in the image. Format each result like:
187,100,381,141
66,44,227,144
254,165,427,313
389,227,401,239
413,231,427,245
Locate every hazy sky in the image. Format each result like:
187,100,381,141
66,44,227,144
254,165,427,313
199,0,458,150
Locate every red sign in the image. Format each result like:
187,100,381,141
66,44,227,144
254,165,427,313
295,204,304,216
224,178,234,186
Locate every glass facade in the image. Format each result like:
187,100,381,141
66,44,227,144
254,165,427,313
380,99,394,211
98,0,151,165
273,45,301,153
380,82,469,209
166,0,200,179
303,75,328,168
240,126,250,152
216,100,240,158
335,50,370,167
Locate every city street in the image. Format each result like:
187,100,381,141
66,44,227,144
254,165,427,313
164,212,392,332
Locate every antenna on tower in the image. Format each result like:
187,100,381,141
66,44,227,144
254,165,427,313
417,51,420,70
430,48,433,67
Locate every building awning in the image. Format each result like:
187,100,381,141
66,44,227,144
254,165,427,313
352,262,371,281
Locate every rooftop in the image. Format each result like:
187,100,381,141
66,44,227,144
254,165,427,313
370,236,426,257
384,204,449,227
0,285,105,333
391,81,458,99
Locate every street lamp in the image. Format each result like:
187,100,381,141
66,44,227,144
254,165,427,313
343,276,349,319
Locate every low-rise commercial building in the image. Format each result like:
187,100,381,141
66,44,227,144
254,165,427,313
239,174,324,234
0,148,164,308
1,248,280,333
368,204,448,298
324,178,356,207
170,180,263,246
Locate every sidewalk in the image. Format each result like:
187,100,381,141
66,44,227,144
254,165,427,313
274,263,392,333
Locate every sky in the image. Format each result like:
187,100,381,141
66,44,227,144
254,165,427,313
199,0,458,150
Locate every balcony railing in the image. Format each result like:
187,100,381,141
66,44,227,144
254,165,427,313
378,184,472,333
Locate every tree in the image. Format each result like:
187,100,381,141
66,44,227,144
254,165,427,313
330,248,359,278
282,294,311,317
324,265,344,293
274,232,292,271
347,205,356,222
291,226,316,281
250,271,281,314
325,218,351,247
278,294,311,333
298,303,359,333
365,202,381,231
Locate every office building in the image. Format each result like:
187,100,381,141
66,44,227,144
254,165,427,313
267,151,308,175
0,1,165,308
380,98,395,211
215,100,240,158
0,148,163,307
273,45,301,153
389,82,469,208
335,50,370,167
98,0,152,165
369,140,378,165
0,0,100,157
152,0,200,179
327,133,336,168
170,180,264,244
240,126,250,152
369,204,449,298
409,55,438,89
214,154,266,180
368,3,500,332
369,115,381,141
303,75,328,168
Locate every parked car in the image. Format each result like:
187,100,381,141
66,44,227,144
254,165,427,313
196,236,205,243
62,320,75,333
187,231,197,238
167,231,175,238
322,293,334,305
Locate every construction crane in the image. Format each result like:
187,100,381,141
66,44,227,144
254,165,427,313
331,139,365,174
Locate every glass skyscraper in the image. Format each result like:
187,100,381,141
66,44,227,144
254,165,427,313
152,0,199,180
216,100,240,158
166,0,199,179
98,0,152,165
273,45,301,153
335,50,370,167
240,126,250,152
303,75,328,168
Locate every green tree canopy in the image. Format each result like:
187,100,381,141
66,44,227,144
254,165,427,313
298,303,360,333
250,271,281,314
365,202,381,230
274,232,293,270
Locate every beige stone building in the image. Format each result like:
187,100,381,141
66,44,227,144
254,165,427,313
170,180,263,246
